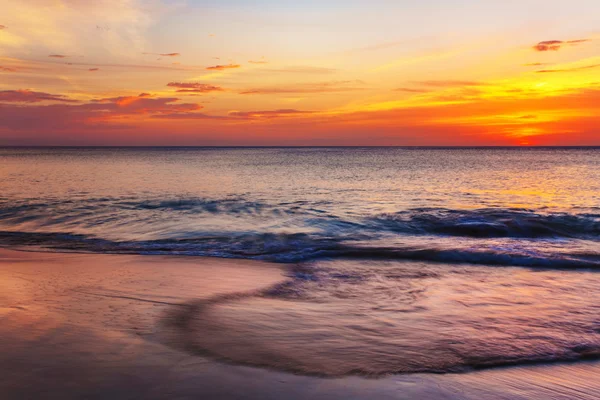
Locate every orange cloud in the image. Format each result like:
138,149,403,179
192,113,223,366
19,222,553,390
0,90,77,103
228,109,314,119
89,93,201,116
206,64,240,71
48,54,68,58
153,113,232,120
532,39,590,52
0,93,208,136
167,82,224,93
0,66,17,72
0,25,6,30
89,68,99,72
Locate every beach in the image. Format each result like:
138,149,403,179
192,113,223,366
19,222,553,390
2,247,600,400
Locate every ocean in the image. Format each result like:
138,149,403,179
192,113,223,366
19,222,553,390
2,147,600,375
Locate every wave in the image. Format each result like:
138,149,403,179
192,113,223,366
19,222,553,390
1,197,599,240
368,208,600,239
1,230,599,269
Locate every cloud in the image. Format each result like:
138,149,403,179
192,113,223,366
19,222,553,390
264,66,337,74
394,88,430,93
206,64,240,71
167,82,224,93
228,109,314,119
152,113,232,120
240,80,366,95
89,93,201,116
48,54,68,58
248,60,269,64
0,66,17,72
89,68,99,72
0,25,6,30
523,63,547,67
413,80,485,87
533,39,590,52
537,64,600,73
0,89,77,103
0,92,208,134
142,52,180,57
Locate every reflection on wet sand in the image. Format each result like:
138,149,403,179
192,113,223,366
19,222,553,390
2,249,600,399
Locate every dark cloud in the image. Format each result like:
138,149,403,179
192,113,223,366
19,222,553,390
0,90,77,103
206,64,241,71
537,64,600,73
49,54,68,58
167,82,224,93
228,109,314,119
533,39,590,52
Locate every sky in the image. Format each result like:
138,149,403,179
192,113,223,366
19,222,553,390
0,0,599,146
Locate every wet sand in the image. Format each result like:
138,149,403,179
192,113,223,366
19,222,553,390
1,248,600,399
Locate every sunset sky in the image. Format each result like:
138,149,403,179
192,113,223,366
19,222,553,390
1,0,599,145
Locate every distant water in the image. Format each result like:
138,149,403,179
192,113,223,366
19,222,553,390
2,147,600,375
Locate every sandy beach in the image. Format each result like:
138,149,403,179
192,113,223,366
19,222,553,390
1,248,600,399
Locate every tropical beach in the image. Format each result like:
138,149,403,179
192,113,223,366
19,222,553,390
2,1,600,398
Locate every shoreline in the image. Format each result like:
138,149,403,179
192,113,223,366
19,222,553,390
2,247,600,399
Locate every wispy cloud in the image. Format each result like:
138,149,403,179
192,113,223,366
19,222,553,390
0,66,17,72
240,80,366,95
88,68,99,72
537,64,600,73
167,82,224,93
48,54,68,58
532,39,590,52
229,109,314,119
264,66,336,74
394,88,430,93
153,112,232,120
206,64,240,71
413,80,485,87
0,25,6,30
0,89,77,103
143,52,180,57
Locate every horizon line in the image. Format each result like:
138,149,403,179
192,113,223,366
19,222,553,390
1,145,600,149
